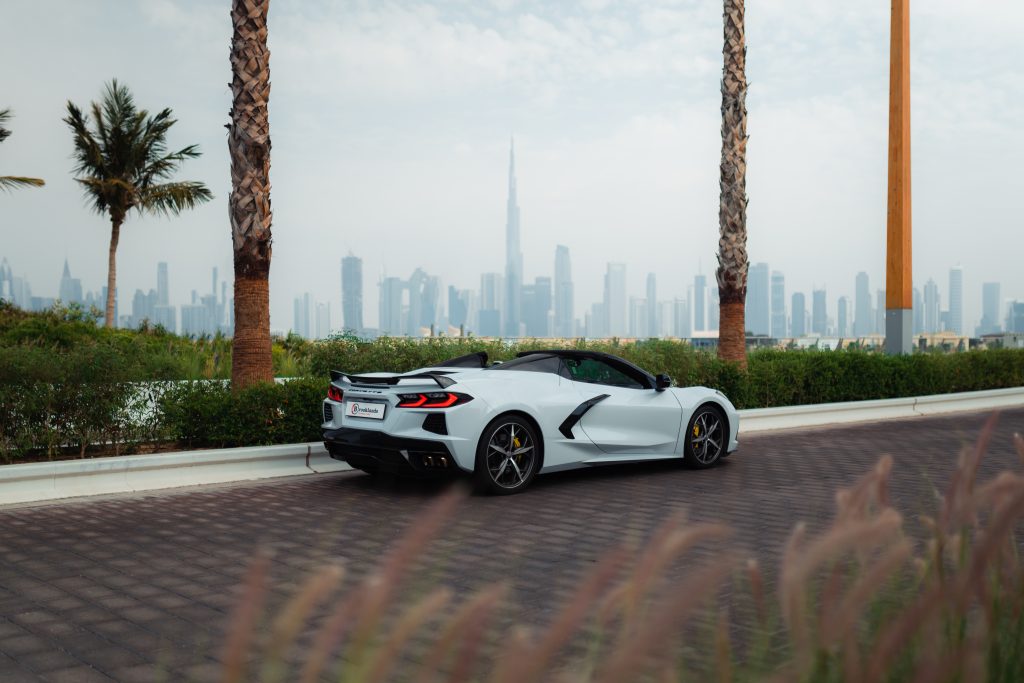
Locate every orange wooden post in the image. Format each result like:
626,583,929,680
885,0,913,354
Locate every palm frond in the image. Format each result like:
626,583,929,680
64,80,209,220
0,176,46,191
138,181,213,216
0,108,11,144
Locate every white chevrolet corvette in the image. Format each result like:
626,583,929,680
322,350,739,494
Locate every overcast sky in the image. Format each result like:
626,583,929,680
1,0,1021,332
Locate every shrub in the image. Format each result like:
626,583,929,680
159,378,325,449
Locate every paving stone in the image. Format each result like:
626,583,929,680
0,408,1020,680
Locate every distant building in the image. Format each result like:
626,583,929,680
646,273,658,337
837,296,849,337
604,263,627,337
912,287,923,335
875,289,885,337
58,259,83,305
315,302,331,339
949,266,964,335
554,245,574,338
479,272,504,337
379,276,404,335
977,282,1002,336
673,298,690,338
157,262,169,306
746,263,770,336
708,285,719,331
522,276,552,337
791,292,806,338
924,279,940,333
293,292,312,338
854,272,871,336
1008,301,1024,334
812,289,827,335
770,270,786,338
629,296,648,338
693,274,706,332
341,254,363,334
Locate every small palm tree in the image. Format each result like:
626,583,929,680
64,81,213,327
0,109,45,191
228,0,274,388
716,0,749,368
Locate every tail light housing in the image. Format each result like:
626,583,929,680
327,385,344,402
397,392,472,408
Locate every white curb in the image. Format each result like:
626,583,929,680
738,386,1024,433
0,442,350,506
1,386,1022,506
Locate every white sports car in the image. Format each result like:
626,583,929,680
322,350,739,494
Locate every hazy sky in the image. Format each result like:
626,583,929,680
1,0,1022,332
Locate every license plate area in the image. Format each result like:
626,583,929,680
344,401,386,421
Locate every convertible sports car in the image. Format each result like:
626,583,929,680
322,350,739,494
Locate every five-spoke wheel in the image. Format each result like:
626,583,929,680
475,415,540,494
684,405,726,468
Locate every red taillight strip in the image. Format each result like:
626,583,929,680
327,386,344,402
423,393,459,408
397,392,470,408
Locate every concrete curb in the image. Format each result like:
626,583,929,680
738,386,1024,433
0,442,350,506
2,387,1022,506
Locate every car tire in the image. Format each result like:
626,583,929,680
683,404,727,469
474,415,541,495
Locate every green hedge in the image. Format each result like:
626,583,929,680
307,338,1024,409
159,378,324,449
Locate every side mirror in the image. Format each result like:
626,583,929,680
655,373,672,391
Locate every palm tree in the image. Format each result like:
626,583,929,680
716,0,749,368
64,81,212,328
0,109,45,191
228,0,274,389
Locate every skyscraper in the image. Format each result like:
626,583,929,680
948,265,964,335
708,285,719,331
522,277,552,337
604,263,627,337
646,273,658,337
293,292,312,338
554,245,573,338
924,279,940,333
58,259,83,305
693,274,706,332
791,292,806,337
770,270,786,338
876,290,885,336
854,272,871,336
837,296,849,337
978,282,1001,336
379,276,404,335
812,289,827,335
673,298,690,338
157,262,169,306
629,296,648,338
746,263,770,336
912,287,923,335
316,302,331,339
504,139,523,337
479,272,504,337
341,254,363,333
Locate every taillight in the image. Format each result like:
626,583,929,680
327,385,344,402
397,392,472,408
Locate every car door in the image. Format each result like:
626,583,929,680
565,357,683,457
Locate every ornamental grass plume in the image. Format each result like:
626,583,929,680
220,416,1024,683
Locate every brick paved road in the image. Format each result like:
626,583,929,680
1,408,1022,682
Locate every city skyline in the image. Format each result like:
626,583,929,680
2,2,1022,334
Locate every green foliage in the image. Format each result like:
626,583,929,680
159,378,324,449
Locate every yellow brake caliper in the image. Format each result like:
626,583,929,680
513,436,522,461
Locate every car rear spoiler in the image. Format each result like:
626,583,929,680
329,370,456,389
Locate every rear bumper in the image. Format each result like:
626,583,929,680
323,427,461,477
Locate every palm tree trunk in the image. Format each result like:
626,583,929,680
716,0,749,368
104,213,123,328
228,0,274,389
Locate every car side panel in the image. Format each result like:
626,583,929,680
574,383,684,456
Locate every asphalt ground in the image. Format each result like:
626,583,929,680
1,407,1022,682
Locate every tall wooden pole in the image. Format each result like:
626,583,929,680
885,0,912,354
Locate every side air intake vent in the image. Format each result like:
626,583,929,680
323,403,334,423
422,413,448,435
